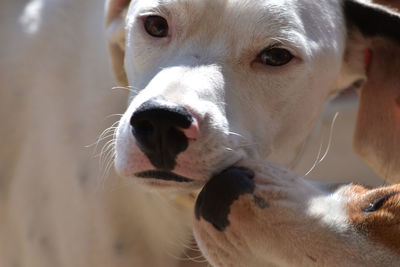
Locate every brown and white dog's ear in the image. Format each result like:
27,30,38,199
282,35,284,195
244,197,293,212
343,0,400,183
105,0,130,86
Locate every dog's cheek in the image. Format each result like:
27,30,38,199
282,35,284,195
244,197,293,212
224,95,274,159
114,117,134,176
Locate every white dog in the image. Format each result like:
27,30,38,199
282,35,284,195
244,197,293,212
108,0,398,188
106,0,400,265
1,0,398,266
109,0,348,187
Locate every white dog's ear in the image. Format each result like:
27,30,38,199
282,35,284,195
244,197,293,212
344,0,400,183
105,0,130,86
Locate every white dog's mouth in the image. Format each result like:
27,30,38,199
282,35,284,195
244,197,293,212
136,170,194,183
115,94,244,187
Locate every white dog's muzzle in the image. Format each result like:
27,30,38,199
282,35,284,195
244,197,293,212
114,64,248,189
108,0,351,190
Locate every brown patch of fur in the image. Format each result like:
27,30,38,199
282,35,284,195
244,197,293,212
346,184,400,253
354,40,400,183
374,0,400,11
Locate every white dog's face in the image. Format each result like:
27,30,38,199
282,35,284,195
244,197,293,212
114,0,346,189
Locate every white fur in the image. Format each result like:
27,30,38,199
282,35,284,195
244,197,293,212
307,186,350,232
0,0,388,266
114,0,347,187
19,0,44,34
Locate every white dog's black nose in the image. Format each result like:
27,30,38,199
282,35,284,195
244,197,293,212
130,98,194,170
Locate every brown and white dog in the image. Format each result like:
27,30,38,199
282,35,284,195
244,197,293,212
194,162,400,266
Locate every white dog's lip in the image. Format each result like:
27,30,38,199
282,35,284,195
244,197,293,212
135,170,194,183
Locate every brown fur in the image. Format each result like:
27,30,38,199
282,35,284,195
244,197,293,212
349,0,400,256
354,39,400,183
346,184,400,253
375,0,400,10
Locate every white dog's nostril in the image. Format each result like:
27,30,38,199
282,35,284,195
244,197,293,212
180,117,200,140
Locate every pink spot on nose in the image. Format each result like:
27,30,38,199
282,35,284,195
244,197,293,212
180,117,200,140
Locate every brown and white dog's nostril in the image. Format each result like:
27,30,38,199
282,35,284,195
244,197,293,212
130,97,196,170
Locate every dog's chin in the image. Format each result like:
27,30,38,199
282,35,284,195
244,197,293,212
114,147,248,191
136,170,195,183
122,170,206,192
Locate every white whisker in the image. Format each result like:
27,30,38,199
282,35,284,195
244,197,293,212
105,114,124,119
318,112,339,163
86,120,120,150
111,85,141,94
98,144,116,190
227,131,245,138
304,112,339,177
165,250,208,264
88,132,116,148
89,117,121,191
304,143,323,177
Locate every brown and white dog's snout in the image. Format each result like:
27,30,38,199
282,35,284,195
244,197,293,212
130,97,199,170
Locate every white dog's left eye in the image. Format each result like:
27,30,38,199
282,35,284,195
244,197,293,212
144,15,169,38
258,47,293,67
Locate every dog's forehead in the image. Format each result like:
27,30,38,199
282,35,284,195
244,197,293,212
130,0,343,56
131,0,302,33
133,0,291,11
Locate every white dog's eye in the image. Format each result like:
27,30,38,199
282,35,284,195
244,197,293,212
258,47,293,67
144,16,169,38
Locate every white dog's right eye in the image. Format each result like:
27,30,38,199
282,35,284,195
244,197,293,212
144,15,169,38
258,47,294,67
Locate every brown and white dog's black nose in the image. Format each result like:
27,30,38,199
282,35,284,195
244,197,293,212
195,167,255,231
130,97,197,170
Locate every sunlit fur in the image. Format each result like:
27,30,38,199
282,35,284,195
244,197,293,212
194,160,400,266
109,0,347,189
